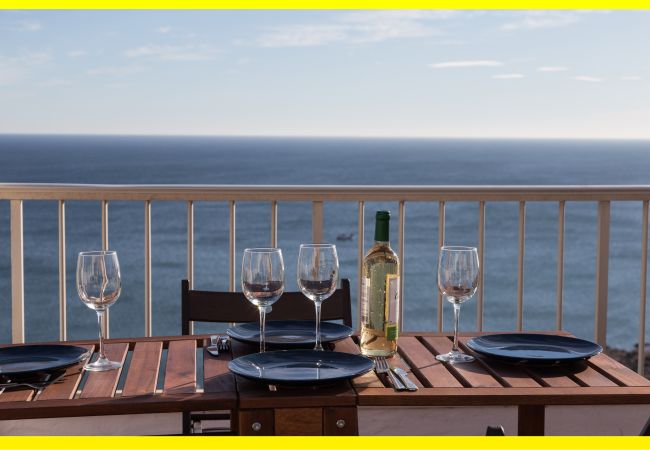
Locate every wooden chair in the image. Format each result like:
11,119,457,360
180,278,353,435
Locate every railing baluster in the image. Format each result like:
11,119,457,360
357,201,365,331
101,200,109,337
144,200,152,337
187,201,194,335
517,201,526,331
556,200,566,330
639,200,648,375
398,201,405,332
58,200,67,341
477,201,485,332
312,201,323,244
229,201,236,292
595,200,611,347
437,201,445,332
10,200,25,344
271,200,278,247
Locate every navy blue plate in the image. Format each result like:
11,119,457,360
227,320,353,347
466,334,602,366
0,345,91,375
228,349,374,385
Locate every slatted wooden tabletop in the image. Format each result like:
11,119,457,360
0,336,236,421
1,332,649,435
342,333,650,435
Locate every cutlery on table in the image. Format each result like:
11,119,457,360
392,367,418,391
0,371,66,390
206,335,231,357
374,356,406,391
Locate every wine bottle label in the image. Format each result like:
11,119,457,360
384,274,399,341
360,276,369,323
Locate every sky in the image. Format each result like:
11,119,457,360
1,10,649,139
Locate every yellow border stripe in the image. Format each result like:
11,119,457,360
2,437,650,449
2,0,650,8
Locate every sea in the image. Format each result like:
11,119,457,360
1,134,649,349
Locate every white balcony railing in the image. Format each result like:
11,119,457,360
1,183,649,374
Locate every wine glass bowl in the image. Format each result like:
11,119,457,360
436,246,479,364
297,244,339,351
241,248,284,353
76,250,122,371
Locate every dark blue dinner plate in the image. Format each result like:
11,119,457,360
228,349,374,385
0,345,91,375
466,334,602,366
227,320,353,347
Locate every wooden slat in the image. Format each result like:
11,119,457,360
333,338,383,388
570,364,619,387
517,201,526,331
422,337,503,387
458,338,540,388
229,200,236,292
357,201,364,332
595,200,611,346
398,336,461,388
203,338,236,394
144,200,152,337
518,405,545,435
0,388,34,403
38,344,95,401
312,200,323,244
58,199,67,341
556,200,565,330
525,366,580,388
10,199,24,344
589,353,650,387
397,200,405,332
275,407,322,435
477,201,485,331
163,339,196,394
639,199,649,375
271,200,278,247
122,341,162,396
80,343,129,398
437,201,445,332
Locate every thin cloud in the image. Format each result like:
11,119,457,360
66,50,87,58
621,76,642,81
156,26,172,33
86,65,145,77
573,75,604,83
0,52,51,86
500,11,606,31
492,73,524,79
124,44,218,61
256,10,454,48
430,60,503,69
38,79,72,88
538,66,569,72
17,20,42,32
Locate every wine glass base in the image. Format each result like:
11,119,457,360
436,351,474,364
84,358,122,372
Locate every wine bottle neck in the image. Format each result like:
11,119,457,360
374,219,390,242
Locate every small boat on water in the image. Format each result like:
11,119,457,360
336,233,354,241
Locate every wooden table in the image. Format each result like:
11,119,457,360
1,332,649,436
347,333,650,435
0,336,235,424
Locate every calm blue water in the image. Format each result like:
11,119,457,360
1,135,649,349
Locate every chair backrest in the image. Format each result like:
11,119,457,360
181,278,353,334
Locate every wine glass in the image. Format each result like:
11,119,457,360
76,251,122,371
297,244,339,351
436,246,479,364
241,248,284,353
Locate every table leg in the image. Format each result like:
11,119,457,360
518,405,545,435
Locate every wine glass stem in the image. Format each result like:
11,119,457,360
96,309,107,360
314,300,323,351
259,307,266,353
452,302,461,353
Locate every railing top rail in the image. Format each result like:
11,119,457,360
2,183,650,202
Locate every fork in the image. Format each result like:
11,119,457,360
0,371,66,390
374,357,406,391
